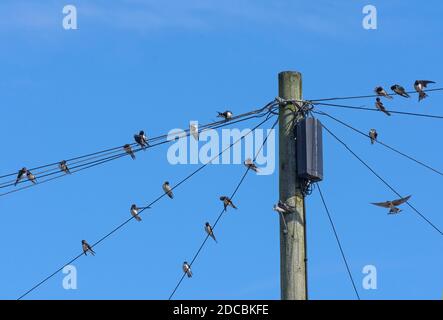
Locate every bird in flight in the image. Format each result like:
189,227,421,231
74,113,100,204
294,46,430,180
217,110,233,121
163,181,174,199
244,158,259,173
134,130,149,149
369,129,378,145
59,160,71,174
375,86,393,99
391,84,410,98
123,144,136,160
15,167,27,186
82,240,96,256
220,196,237,211
205,222,217,243
183,261,192,278
375,98,391,116
371,195,412,214
414,80,436,101
130,204,142,222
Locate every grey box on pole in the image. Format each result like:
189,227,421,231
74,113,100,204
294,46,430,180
296,118,323,182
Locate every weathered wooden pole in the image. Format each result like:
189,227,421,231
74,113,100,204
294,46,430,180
278,71,307,300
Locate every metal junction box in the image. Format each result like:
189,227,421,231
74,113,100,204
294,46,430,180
296,118,323,182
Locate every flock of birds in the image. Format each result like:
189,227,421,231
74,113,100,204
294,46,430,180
11,106,258,277
350,81,437,219
11,83,436,276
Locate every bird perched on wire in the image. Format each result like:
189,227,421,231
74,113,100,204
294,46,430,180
391,84,410,98
244,158,259,173
205,222,217,243
134,130,149,149
130,204,142,222
414,80,436,101
217,110,233,121
26,170,37,184
369,129,378,145
183,261,192,278
220,196,237,211
162,181,174,199
371,195,412,214
81,240,95,256
375,86,393,99
123,144,136,160
59,160,71,174
190,123,199,141
15,167,27,186
375,98,391,116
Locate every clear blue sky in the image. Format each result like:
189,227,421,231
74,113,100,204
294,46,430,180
0,0,442,300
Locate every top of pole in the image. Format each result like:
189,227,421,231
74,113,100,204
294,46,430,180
278,71,302,101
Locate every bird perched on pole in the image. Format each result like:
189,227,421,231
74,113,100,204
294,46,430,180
375,86,393,99
82,240,95,256
162,181,174,199
15,167,27,186
217,110,233,121
273,200,293,235
244,158,259,173
123,144,136,160
205,222,217,243
130,204,142,222
375,98,391,116
414,80,436,101
59,160,71,174
220,196,237,211
371,195,412,214
183,261,192,278
134,130,149,149
369,129,378,145
391,84,410,98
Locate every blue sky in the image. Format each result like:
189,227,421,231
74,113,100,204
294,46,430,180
0,0,442,300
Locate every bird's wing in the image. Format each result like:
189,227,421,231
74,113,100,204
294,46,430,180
392,195,411,206
371,201,391,208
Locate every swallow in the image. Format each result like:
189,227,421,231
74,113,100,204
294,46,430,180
190,123,199,141
391,84,410,98
220,196,237,211
59,160,71,174
371,195,412,214
273,200,293,214
369,129,378,145
15,167,27,186
26,170,37,184
162,181,174,199
244,158,259,173
183,261,192,278
82,240,95,256
217,110,233,121
123,144,136,160
205,222,217,243
375,98,391,116
375,86,393,99
414,80,436,101
130,204,142,222
273,201,293,235
134,130,149,149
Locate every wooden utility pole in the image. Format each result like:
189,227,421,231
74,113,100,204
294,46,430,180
278,71,307,300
